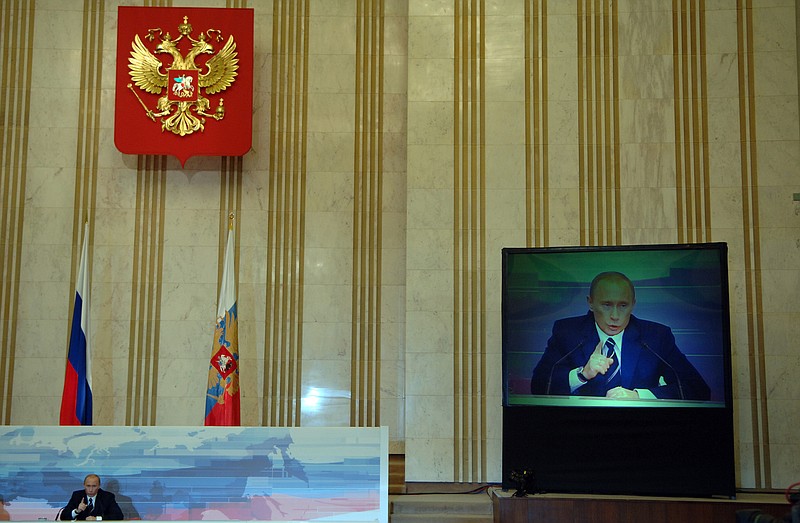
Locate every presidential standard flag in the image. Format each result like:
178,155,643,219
205,222,240,426
59,225,92,425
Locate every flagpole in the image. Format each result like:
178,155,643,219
59,223,92,425
205,213,240,426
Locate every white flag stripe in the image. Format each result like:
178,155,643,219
217,227,236,316
78,224,92,390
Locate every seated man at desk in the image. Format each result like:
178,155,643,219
61,474,124,521
530,271,710,401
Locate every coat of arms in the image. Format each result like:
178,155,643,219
127,16,238,136
114,7,253,165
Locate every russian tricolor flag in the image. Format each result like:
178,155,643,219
59,225,92,425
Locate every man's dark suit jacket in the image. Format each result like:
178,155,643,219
530,312,711,400
61,488,124,520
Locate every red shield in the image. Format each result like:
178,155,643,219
115,6,253,166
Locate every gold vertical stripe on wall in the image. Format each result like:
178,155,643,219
66,0,104,393
524,0,549,248
736,0,770,489
672,0,712,243
453,0,487,483
128,0,171,428
220,0,245,418
577,0,620,246
351,0,384,427
263,0,309,427
219,157,243,294
217,157,242,417
125,0,168,427
125,156,167,426
0,0,34,423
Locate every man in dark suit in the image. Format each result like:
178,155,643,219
61,474,124,520
530,271,710,401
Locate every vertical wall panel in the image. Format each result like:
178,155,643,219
263,0,309,427
69,0,105,419
577,0,620,246
351,0,385,428
121,0,174,431
452,0,487,483
525,0,549,247
735,0,769,489
126,156,166,426
672,0,712,242
0,0,34,423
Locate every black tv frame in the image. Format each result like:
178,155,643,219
501,243,735,498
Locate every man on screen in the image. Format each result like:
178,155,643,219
530,271,710,401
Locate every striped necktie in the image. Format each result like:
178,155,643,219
603,338,620,389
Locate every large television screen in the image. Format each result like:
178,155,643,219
501,243,735,498
503,243,731,408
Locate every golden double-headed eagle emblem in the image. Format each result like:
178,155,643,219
126,16,239,136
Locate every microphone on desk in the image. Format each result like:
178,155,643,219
641,342,684,400
545,340,587,395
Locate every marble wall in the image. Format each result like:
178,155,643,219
0,0,798,490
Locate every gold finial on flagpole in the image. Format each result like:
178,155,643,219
228,212,235,230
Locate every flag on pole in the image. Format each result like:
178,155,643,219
205,219,240,426
60,224,92,425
